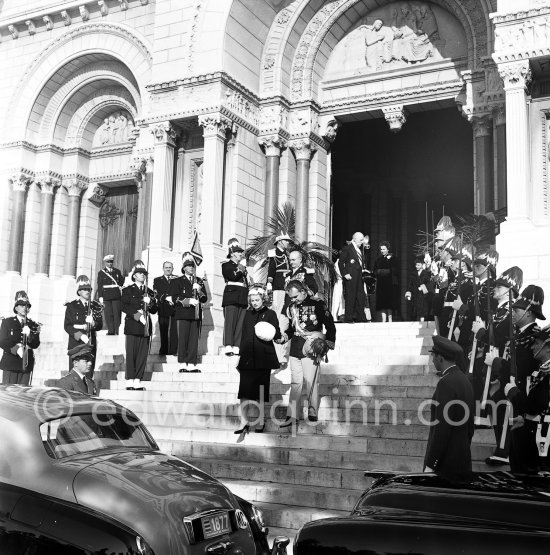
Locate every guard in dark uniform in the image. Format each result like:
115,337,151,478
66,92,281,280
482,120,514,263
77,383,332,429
285,250,318,298
121,261,158,390
222,239,248,356
174,253,208,372
153,261,178,356
64,275,103,371
97,254,124,335
58,344,99,395
0,291,41,386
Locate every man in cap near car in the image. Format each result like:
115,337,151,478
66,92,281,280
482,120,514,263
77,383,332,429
424,335,475,481
97,254,124,335
58,344,99,396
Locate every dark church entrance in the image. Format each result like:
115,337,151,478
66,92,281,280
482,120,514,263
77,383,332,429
330,106,474,319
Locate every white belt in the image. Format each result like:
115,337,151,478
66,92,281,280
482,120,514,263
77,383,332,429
103,285,120,288
443,302,454,307
525,414,550,423
226,281,246,287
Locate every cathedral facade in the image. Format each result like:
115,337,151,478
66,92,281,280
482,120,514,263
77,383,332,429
0,0,549,344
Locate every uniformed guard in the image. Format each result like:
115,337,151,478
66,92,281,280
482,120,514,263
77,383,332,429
58,344,99,396
0,291,41,385
64,275,103,371
97,254,124,335
174,253,208,373
121,260,158,390
153,261,179,356
221,238,249,356
431,217,455,334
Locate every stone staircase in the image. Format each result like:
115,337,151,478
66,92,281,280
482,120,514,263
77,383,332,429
33,322,498,541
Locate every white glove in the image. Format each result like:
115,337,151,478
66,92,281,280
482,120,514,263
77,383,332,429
405,292,411,300
189,298,199,306
344,274,352,281
99,297,104,304
424,466,434,473
85,315,94,324
22,325,30,336
451,298,463,311
266,282,273,292
165,295,173,305
471,320,485,334
143,296,151,304
80,334,89,344
192,283,201,292
238,258,247,267
139,315,147,325
17,346,24,358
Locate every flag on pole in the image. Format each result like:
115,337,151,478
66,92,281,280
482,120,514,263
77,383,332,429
191,231,203,266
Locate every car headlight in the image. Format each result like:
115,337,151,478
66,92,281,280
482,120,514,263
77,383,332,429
136,535,154,555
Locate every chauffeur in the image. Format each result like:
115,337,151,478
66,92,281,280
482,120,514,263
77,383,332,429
97,254,124,335
0,291,41,385
424,336,475,481
58,344,99,396
121,261,158,390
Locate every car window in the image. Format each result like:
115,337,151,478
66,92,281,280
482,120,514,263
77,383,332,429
0,531,86,554
40,412,155,459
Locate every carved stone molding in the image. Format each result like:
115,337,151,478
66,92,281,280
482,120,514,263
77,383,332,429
258,135,287,157
472,116,493,138
98,1,109,16
198,114,233,139
9,174,30,192
493,105,506,126
498,61,532,90
43,15,53,30
26,20,36,35
151,122,177,145
89,184,107,206
131,155,153,182
289,139,317,161
79,6,90,21
118,0,129,10
259,102,289,134
99,201,123,228
36,177,61,195
322,119,340,143
64,179,87,197
8,24,18,39
224,89,259,127
61,10,71,26
382,105,408,133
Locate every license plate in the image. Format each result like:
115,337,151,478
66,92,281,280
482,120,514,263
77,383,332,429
201,512,231,539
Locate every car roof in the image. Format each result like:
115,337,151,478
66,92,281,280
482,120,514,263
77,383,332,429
0,385,126,423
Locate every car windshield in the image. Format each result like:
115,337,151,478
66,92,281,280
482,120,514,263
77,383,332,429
39,412,156,459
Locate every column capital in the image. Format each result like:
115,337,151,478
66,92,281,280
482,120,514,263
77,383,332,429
472,115,493,138
258,135,287,157
36,176,61,194
493,104,506,126
63,178,87,197
382,105,408,133
198,114,233,139
9,173,31,192
498,61,532,91
289,139,317,161
151,122,177,146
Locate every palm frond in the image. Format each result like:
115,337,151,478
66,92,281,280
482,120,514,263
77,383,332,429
455,214,496,248
413,230,437,258
266,202,295,237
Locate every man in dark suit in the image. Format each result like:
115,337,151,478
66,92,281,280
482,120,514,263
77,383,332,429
424,336,475,481
338,232,368,323
58,344,98,395
97,254,124,335
0,291,41,385
153,261,178,356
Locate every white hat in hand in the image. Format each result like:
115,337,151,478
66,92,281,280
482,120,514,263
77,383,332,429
255,321,276,341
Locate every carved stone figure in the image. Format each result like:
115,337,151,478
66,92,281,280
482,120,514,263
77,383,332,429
97,110,135,145
364,19,393,70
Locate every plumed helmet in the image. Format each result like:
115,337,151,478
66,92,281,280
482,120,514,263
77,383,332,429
227,237,244,258
513,285,545,320
131,260,148,280
181,252,196,270
435,216,453,232
474,247,499,269
76,274,92,292
254,321,277,341
302,332,329,365
275,232,292,244
13,290,31,312
444,237,473,269
495,266,523,295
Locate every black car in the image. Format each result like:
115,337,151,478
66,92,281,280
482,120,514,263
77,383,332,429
294,471,550,554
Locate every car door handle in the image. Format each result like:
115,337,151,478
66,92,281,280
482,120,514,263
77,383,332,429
206,540,234,554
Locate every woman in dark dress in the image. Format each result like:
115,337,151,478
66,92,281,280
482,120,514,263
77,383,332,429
405,256,431,321
373,241,400,322
235,285,281,435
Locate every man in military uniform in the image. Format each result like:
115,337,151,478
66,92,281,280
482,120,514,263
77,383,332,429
153,261,178,356
424,336,475,481
64,275,103,371
0,291,41,385
338,232,368,323
97,254,124,335
58,344,99,396
279,280,336,427
285,250,318,298
174,254,208,372
121,261,158,390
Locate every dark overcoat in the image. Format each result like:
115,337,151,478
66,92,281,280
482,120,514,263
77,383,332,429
97,267,124,300
221,260,248,307
424,366,475,480
64,299,103,350
153,275,179,317
373,254,400,311
237,307,281,371
121,284,158,336
173,275,208,320
0,316,40,373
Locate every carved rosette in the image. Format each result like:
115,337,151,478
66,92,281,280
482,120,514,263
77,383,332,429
64,179,87,197
289,139,317,161
498,62,532,91
99,201,123,228
472,116,492,138
9,174,31,192
151,122,177,146
382,105,408,133
258,135,287,157
198,114,233,139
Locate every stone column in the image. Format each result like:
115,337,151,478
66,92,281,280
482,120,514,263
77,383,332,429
472,115,494,214
259,135,287,233
150,123,176,251
36,177,59,274
290,139,316,242
494,105,507,210
63,179,86,276
132,156,153,257
499,61,532,220
6,174,30,273
198,114,232,245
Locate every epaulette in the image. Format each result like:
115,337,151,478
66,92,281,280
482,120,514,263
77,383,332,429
268,249,276,257
305,267,315,274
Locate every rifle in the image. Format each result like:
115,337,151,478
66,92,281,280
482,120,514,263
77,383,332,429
22,276,29,373
143,246,151,337
480,269,497,409
468,244,481,374
87,265,94,348
448,234,463,340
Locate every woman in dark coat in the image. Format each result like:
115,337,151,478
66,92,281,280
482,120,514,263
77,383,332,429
373,241,400,321
235,284,281,435
405,256,431,321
